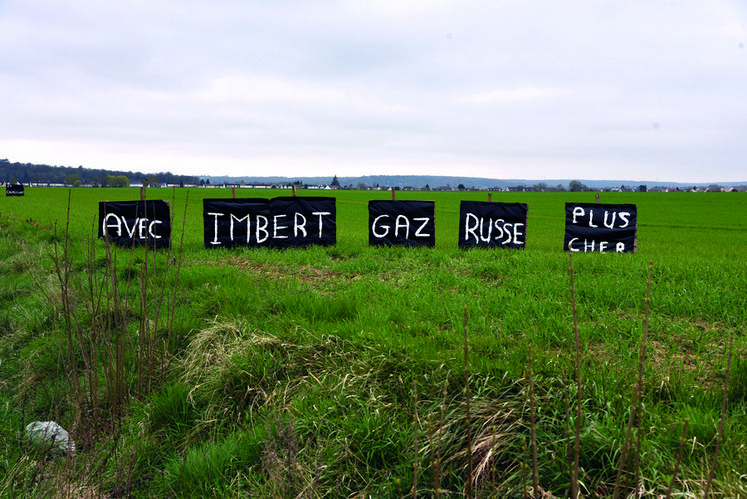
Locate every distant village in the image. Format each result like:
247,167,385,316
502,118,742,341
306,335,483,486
1,159,745,192
129,175,747,193
192,180,746,193
3,178,746,193
179,175,747,193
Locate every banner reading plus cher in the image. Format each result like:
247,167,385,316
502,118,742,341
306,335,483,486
564,203,637,253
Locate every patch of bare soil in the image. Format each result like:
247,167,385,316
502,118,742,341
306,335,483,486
214,257,354,284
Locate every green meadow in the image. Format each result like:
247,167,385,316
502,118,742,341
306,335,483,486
1,187,745,497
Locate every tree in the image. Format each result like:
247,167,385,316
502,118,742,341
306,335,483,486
457,183,466,191
64,173,81,186
330,175,340,187
114,175,129,188
568,180,587,192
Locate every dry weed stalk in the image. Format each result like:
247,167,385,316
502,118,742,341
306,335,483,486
568,253,581,499
528,344,539,498
613,260,653,498
702,332,734,499
433,380,447,498
463,305,473,499
412,377,418,498
664,419,689,499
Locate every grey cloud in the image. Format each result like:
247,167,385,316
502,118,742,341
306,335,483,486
1,0,746,181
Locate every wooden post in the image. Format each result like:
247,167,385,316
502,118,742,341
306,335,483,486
391,187,396,200
140,186,146,201
231,187,236,199
595,193,600,204
292,185,297,197
488,193,493,202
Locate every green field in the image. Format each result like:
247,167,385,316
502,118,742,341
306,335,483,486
1,187,746,497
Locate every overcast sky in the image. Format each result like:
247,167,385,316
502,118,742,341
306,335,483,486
1,0,746,182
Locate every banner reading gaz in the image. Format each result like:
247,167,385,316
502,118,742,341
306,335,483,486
98,200,171,248
459,201,527,249
203,197,336,249
368,200,435,247
564,202,637,253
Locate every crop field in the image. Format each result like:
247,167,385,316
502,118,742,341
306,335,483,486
0,186,746,497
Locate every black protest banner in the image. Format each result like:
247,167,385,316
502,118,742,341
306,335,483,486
203,197,336,249
368,200,435,247
6,184,24,196
564,203,637,253
98,200,171,248
458,201,528,249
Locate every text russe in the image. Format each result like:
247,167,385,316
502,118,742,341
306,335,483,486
459,201,528,249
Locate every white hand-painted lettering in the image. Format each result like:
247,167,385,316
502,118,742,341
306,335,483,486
103,213,122,237
230,214,250,243
148,221,162,239
464,213,524,246
207,212,222,245
294,212,307,238
568,238,626,253
103,214,163,240
603,211,616,229
618,212,630,228
312,211,331,238
572,206,585,224
394,215,410,239
256,215,269,243
273,214,288,239
372,214,390,238
413,217,430,238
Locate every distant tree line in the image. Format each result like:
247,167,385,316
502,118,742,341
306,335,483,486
0,159,199,187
